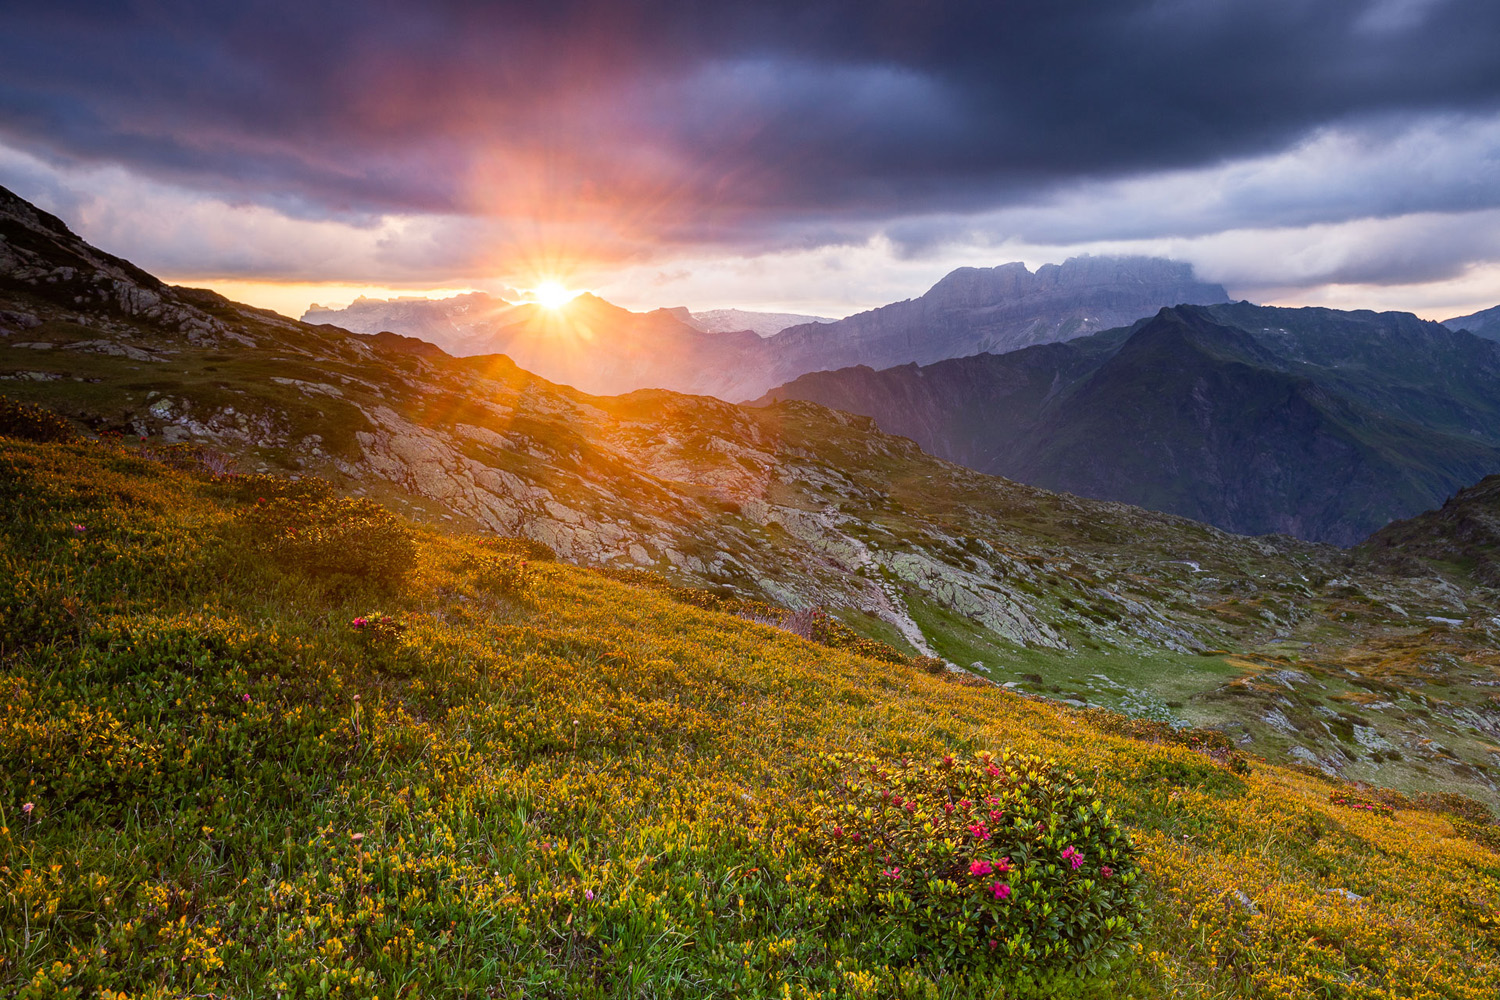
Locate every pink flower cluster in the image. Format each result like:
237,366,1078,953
969,857,1012,877
1061,845,1084,870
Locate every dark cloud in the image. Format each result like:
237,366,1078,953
2,0,1500,250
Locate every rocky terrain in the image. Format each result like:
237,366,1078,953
759,303,1500,545
7,183,1500,807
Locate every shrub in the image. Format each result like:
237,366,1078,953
1080,707,1251,775
1327,791,1394,818
0,396,76,443
136,441,237,476
809,750,1142,975
350,612,407,647
467,550,535,597
222,474,335,505
477,535,556,561
912,655,947,674
235,493,415,588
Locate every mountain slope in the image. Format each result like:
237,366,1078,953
1361,473,1500,586
8,437,1500,997
759,304,1500,545
9,181,1500,809
1445,302,1500,341
307,291,767,397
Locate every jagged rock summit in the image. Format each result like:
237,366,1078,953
305,254,1230,400
743,255,1229,396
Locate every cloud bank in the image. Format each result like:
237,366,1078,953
1,0,1498,316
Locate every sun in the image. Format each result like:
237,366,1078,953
532,281,574,310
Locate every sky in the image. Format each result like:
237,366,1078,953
2,0,1500,321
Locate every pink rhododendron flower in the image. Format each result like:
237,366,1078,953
881,867,902,880
1061,846,1083,869
967,822,988,840
943,802,954,815
986,764,1001,777
991,882,1011,901
969,860,993,876
1101,865,1114,878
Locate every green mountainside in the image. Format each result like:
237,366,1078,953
6,183,1500,804
757,303,1500,546
7,184,1500,994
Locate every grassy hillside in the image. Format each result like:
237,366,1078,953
5,436,1500,998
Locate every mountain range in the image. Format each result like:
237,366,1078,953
11,180,1500,809
757,302,1500,546
305,255,1230,400
1445,303,1500,341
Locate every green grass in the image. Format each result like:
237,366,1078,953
6,438,1500,998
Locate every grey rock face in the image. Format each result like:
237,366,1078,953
736,255,1229,398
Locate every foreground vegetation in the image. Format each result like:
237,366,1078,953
4,434,1500,998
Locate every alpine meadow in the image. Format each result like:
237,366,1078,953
7,2,1500,998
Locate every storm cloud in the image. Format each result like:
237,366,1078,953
2,0,1499,312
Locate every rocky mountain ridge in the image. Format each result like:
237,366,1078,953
758,302,1500,546
1445,302,1500,341
302,254,1229,400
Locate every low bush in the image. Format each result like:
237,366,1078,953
234,492,414,589
809,750,1142,975
477,535,556,561
0,396,76,443
350,611,407,648
1080,707,1251,775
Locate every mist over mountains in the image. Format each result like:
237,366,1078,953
304,256,1230,400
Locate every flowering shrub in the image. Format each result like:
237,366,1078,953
1328,791,1395,818
810,751,1141,974
477,535,556,561
350,612,406,647
469,551,535,597
0,396,77,443
235,493,414,588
